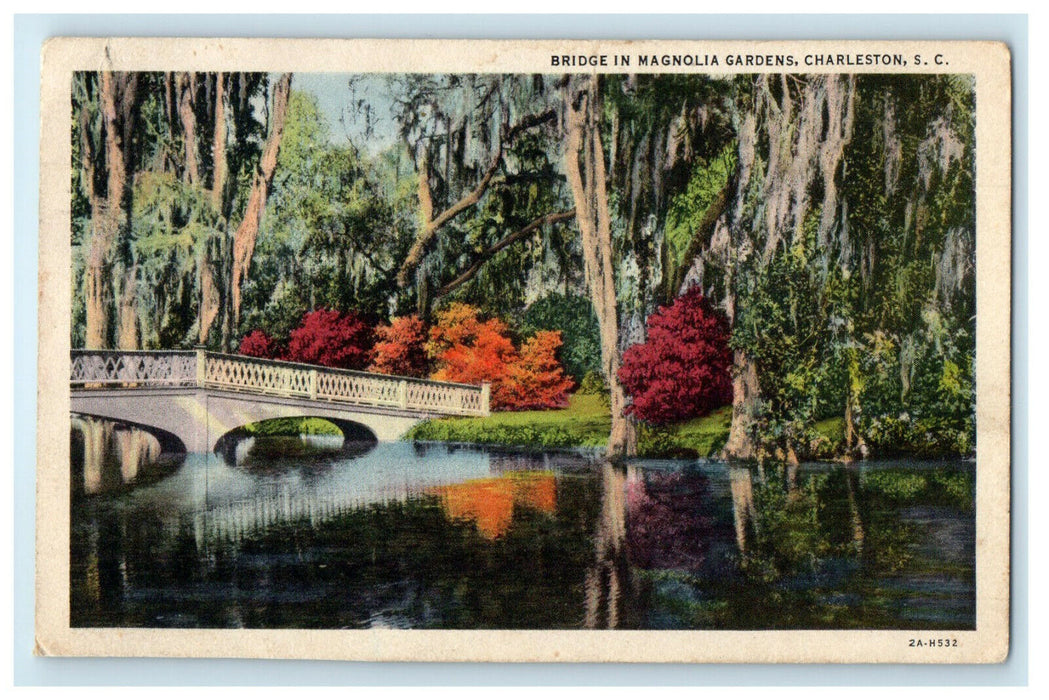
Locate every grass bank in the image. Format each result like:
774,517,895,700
241,417,342,436
404,394,735,458
241,400,845,461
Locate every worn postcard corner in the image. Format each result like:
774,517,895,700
36,37,1011,664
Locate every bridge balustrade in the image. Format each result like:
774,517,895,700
71,349,490,417
70,350,198,387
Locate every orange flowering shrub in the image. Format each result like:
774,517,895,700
369,314,430,378
427,303,518,407
504,330,575,410
427,303,573,411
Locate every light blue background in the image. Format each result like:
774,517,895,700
13,13,1028,686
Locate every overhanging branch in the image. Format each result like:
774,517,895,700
671,175,735,296
395,108,560,289
433,209,576,300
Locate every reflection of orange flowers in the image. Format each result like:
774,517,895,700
431,472,556,539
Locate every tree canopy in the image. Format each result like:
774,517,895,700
71,70,975,460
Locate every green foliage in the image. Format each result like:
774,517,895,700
576,370,608,395
836,75,976,458
131,170,225,347
241,417,342,437
518,293,602,382
241,90,408,338
802,417,847,460
664,142,737,267
743,473,833,582
863,414,974,459
860,468,974,512
731,226,832,454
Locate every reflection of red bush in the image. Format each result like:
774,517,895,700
626,471,714,571
285,308,373,370
618,288,732,425
369,315,430,378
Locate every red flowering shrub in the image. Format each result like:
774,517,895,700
369,315,430,378
618,288,732,424
285,308,374,370
238,329,278,359
505,331,575,410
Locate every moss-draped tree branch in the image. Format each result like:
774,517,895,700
433,209,576,301
395,108,557,289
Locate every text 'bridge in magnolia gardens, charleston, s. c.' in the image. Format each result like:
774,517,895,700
69,349,491,453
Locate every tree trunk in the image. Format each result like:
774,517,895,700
198,242,222,345
211,72,227,212
563,74,636,457
728,466,756,554
415,266,430,320
722,349,761,460
843,351,868,459
584,463,632,629
196,72,228,345
178,73,200,186
82,72,137,349
116,265,139,350
83,260,110,350
845,469,865,552
230,73,292,328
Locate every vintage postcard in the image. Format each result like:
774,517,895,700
35,38,1011,663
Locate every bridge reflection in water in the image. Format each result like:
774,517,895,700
70,443,976,630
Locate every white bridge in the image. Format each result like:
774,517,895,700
70,350,490,453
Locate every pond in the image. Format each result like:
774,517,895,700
69,439,975,630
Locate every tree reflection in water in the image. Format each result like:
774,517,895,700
430,471,557,539
70,443,975,630
584,464,632,628
628,462,974,629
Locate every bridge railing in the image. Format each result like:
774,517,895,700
71,349,490,417
70,350,198,387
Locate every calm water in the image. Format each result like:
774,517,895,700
70,438,975,630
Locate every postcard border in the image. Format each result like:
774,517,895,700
33,36,1012,666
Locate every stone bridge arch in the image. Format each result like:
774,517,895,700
212,415,380,460
70,350,489,455
71,387,432,454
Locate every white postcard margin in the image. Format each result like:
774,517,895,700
35,38,1012,664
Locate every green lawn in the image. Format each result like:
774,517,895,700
638,406,733,457
241,416,342,436
405,394,735,458
243,399,845,461
405,393,613,450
